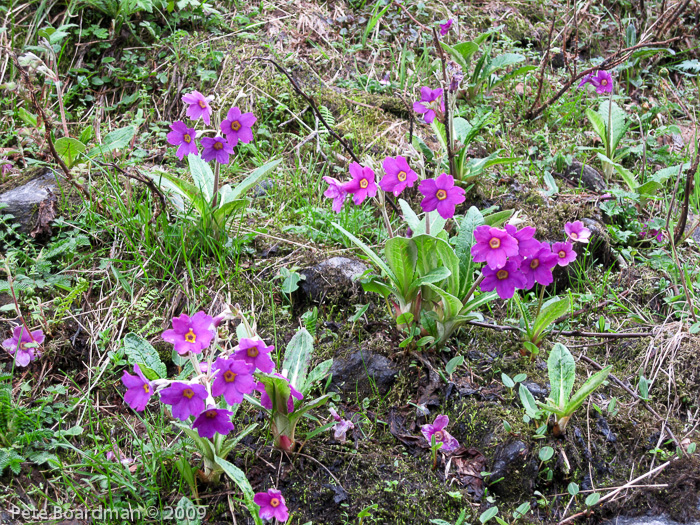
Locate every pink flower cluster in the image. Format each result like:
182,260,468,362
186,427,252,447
323,158,465,219
578,70,613,94
472,221,590,300
166,91,256,164
2,326,45,367
120,311,299,442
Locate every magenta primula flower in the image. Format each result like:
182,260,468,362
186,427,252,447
254,489,289,522
480,260,527,300
193,407,235,438
418,173,465,219
2,326,44,367
439,19,454,36
564,221,591,243
343,163,377,205
182,91,214,125
201,136,234,164
255,374,303,413
1,158,12,175
421,415,459,452
233,338,275,373
471,226,519,270
159,382,208,421
323,176,348,213
330,408,354,444
380,156,418,196
413,86,445,124
519,245,558,289
221,107,256,147
162,311,215,356
640,223,664,242
121,364,153,411
212,357,255,405
552,241,577,266
578,70,613,94
505,224,541,258
166,121,198,160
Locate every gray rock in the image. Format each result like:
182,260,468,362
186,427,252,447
581,217,614,265
562,161,606,192
487,440,536,496
329,347,399,396
0,171,57,234
522,380,550,400
299,257,368,303
253,179,275,197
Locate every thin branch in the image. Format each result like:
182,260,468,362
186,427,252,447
248,57,361,165
432,27,456,178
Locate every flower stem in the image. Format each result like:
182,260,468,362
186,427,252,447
463,273,485,304
425,212,431,236
535,282,547,318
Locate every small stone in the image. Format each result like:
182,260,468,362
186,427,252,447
253,179,275,197
522,380,550,400
0,171,57,235
487,440,536,496
329,347,399,396
299,257,368,303
562,161,606,192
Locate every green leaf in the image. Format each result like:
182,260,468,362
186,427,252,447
175,496,201,525
483,209,514,227
539,446,554,462
501,373,515,388
408,266,452,294
585,493,601,506
215,456,264,525
565,366,612,414
597,100,629,154
519,383,539,418
479,506,499,524
305,359,333,394
586,108,608,149
532,296,570,343
187,153,214,201
484,53,525,76
122,333,167,379
424,283,463,320
222,158,282,205
568,482,580,496
446,355,464,375
613,163,639,191
54,138,85,168
385,237,418,297
257,373,292,415
282,328,314,392
87,126,135,157
398,198,421,233
548,343,576,409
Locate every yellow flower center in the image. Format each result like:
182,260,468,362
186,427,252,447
601,79,607,86
433,430,444,441
213,141,223,151
360,178,369,189
397,171,407,182
270,498,280,508
224,371,237,383
489,238,501,249
143,384,150,393
530,259,539,269
198,100,207,109
205,410,217,419
558,250,566,258
231,120,241,131
436,189,447,201
570,232,578,239
183,134,191,143
247,346,259,358
496,270,509,280
183,388,194,399
184,329,197,343
19,342,28,350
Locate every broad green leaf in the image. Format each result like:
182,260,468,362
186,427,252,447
597,100,629,154
483,209,513,227
613,163,639,191
385,237,417,297
454,206,484,260
453,112,491,146
398,198,421,233
211,199,247,226
461,290,497,314
586,108,608,149
548,343,576,409
566,366,612,414
187,153,214,201
54,137,85,168
288,393,331,424
215,457,263,525
175,496,201,525
408,266,452,294
224,158,282,204
532,296,570,342
434,239,461,294
479,506,499,524
282,328,314,392
122,333,167,379
519,383,539,417
454,41,479,63
539,446,554,462
87,126,135,157
411,235,442,277
305,359,333,395
502,373,515,388
425,283,463,320
446,355,464,375
361,278,393,298
484,53,525,76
